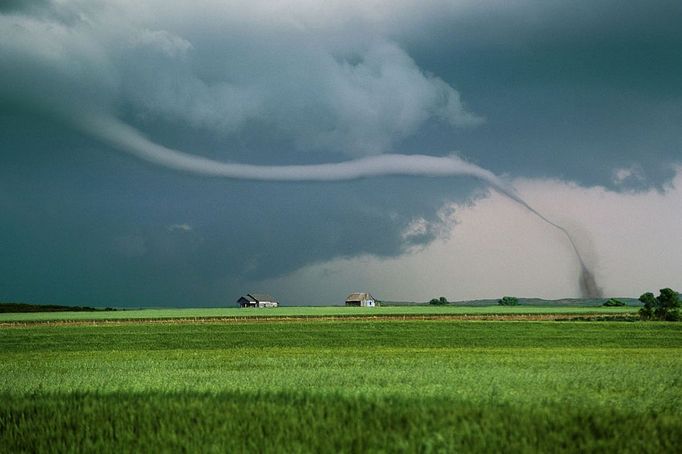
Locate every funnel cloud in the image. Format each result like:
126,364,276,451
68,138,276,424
84,114,603,297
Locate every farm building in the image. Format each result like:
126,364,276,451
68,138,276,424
237,293,279,308
345,292,377,307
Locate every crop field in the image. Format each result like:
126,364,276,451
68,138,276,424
1,317,681,452
0,304,638,323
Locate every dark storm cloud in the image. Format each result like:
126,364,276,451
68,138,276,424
401,0,682,186
1,1,681,306
0,0,50,14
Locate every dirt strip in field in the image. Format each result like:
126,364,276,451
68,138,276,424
0,313,639,327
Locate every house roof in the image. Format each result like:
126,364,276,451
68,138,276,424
345,292,374,301
240,293,278,303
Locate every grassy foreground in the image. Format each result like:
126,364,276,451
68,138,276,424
1,320,681,452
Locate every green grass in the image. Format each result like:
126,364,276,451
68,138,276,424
0,304,639,322
1,320,681,452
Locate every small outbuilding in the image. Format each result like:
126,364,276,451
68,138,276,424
237,293,279,308
345,292,377,307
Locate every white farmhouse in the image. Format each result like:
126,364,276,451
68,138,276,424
345,292,377,307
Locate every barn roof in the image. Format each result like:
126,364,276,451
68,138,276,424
346,292,374,301
246,293,278,303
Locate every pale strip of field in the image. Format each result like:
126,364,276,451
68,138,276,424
0,305,639,322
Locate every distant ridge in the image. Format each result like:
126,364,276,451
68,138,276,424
382,298,642,307
0,303,112,313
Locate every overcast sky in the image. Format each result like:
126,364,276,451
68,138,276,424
1,1,681,307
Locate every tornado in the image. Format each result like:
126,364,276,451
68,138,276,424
81,114,603,298
494,190,603,298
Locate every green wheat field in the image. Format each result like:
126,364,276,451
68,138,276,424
0,304,640,322
1,307,681,452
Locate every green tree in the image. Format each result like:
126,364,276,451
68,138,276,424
639,292,655,320
429,297,448,305
639,289,680,321
498,296,519,306
603,298,625,307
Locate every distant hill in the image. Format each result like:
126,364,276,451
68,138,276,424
382,298,642,307
0,303,111,313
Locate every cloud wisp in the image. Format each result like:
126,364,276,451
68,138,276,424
82,115,497,182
